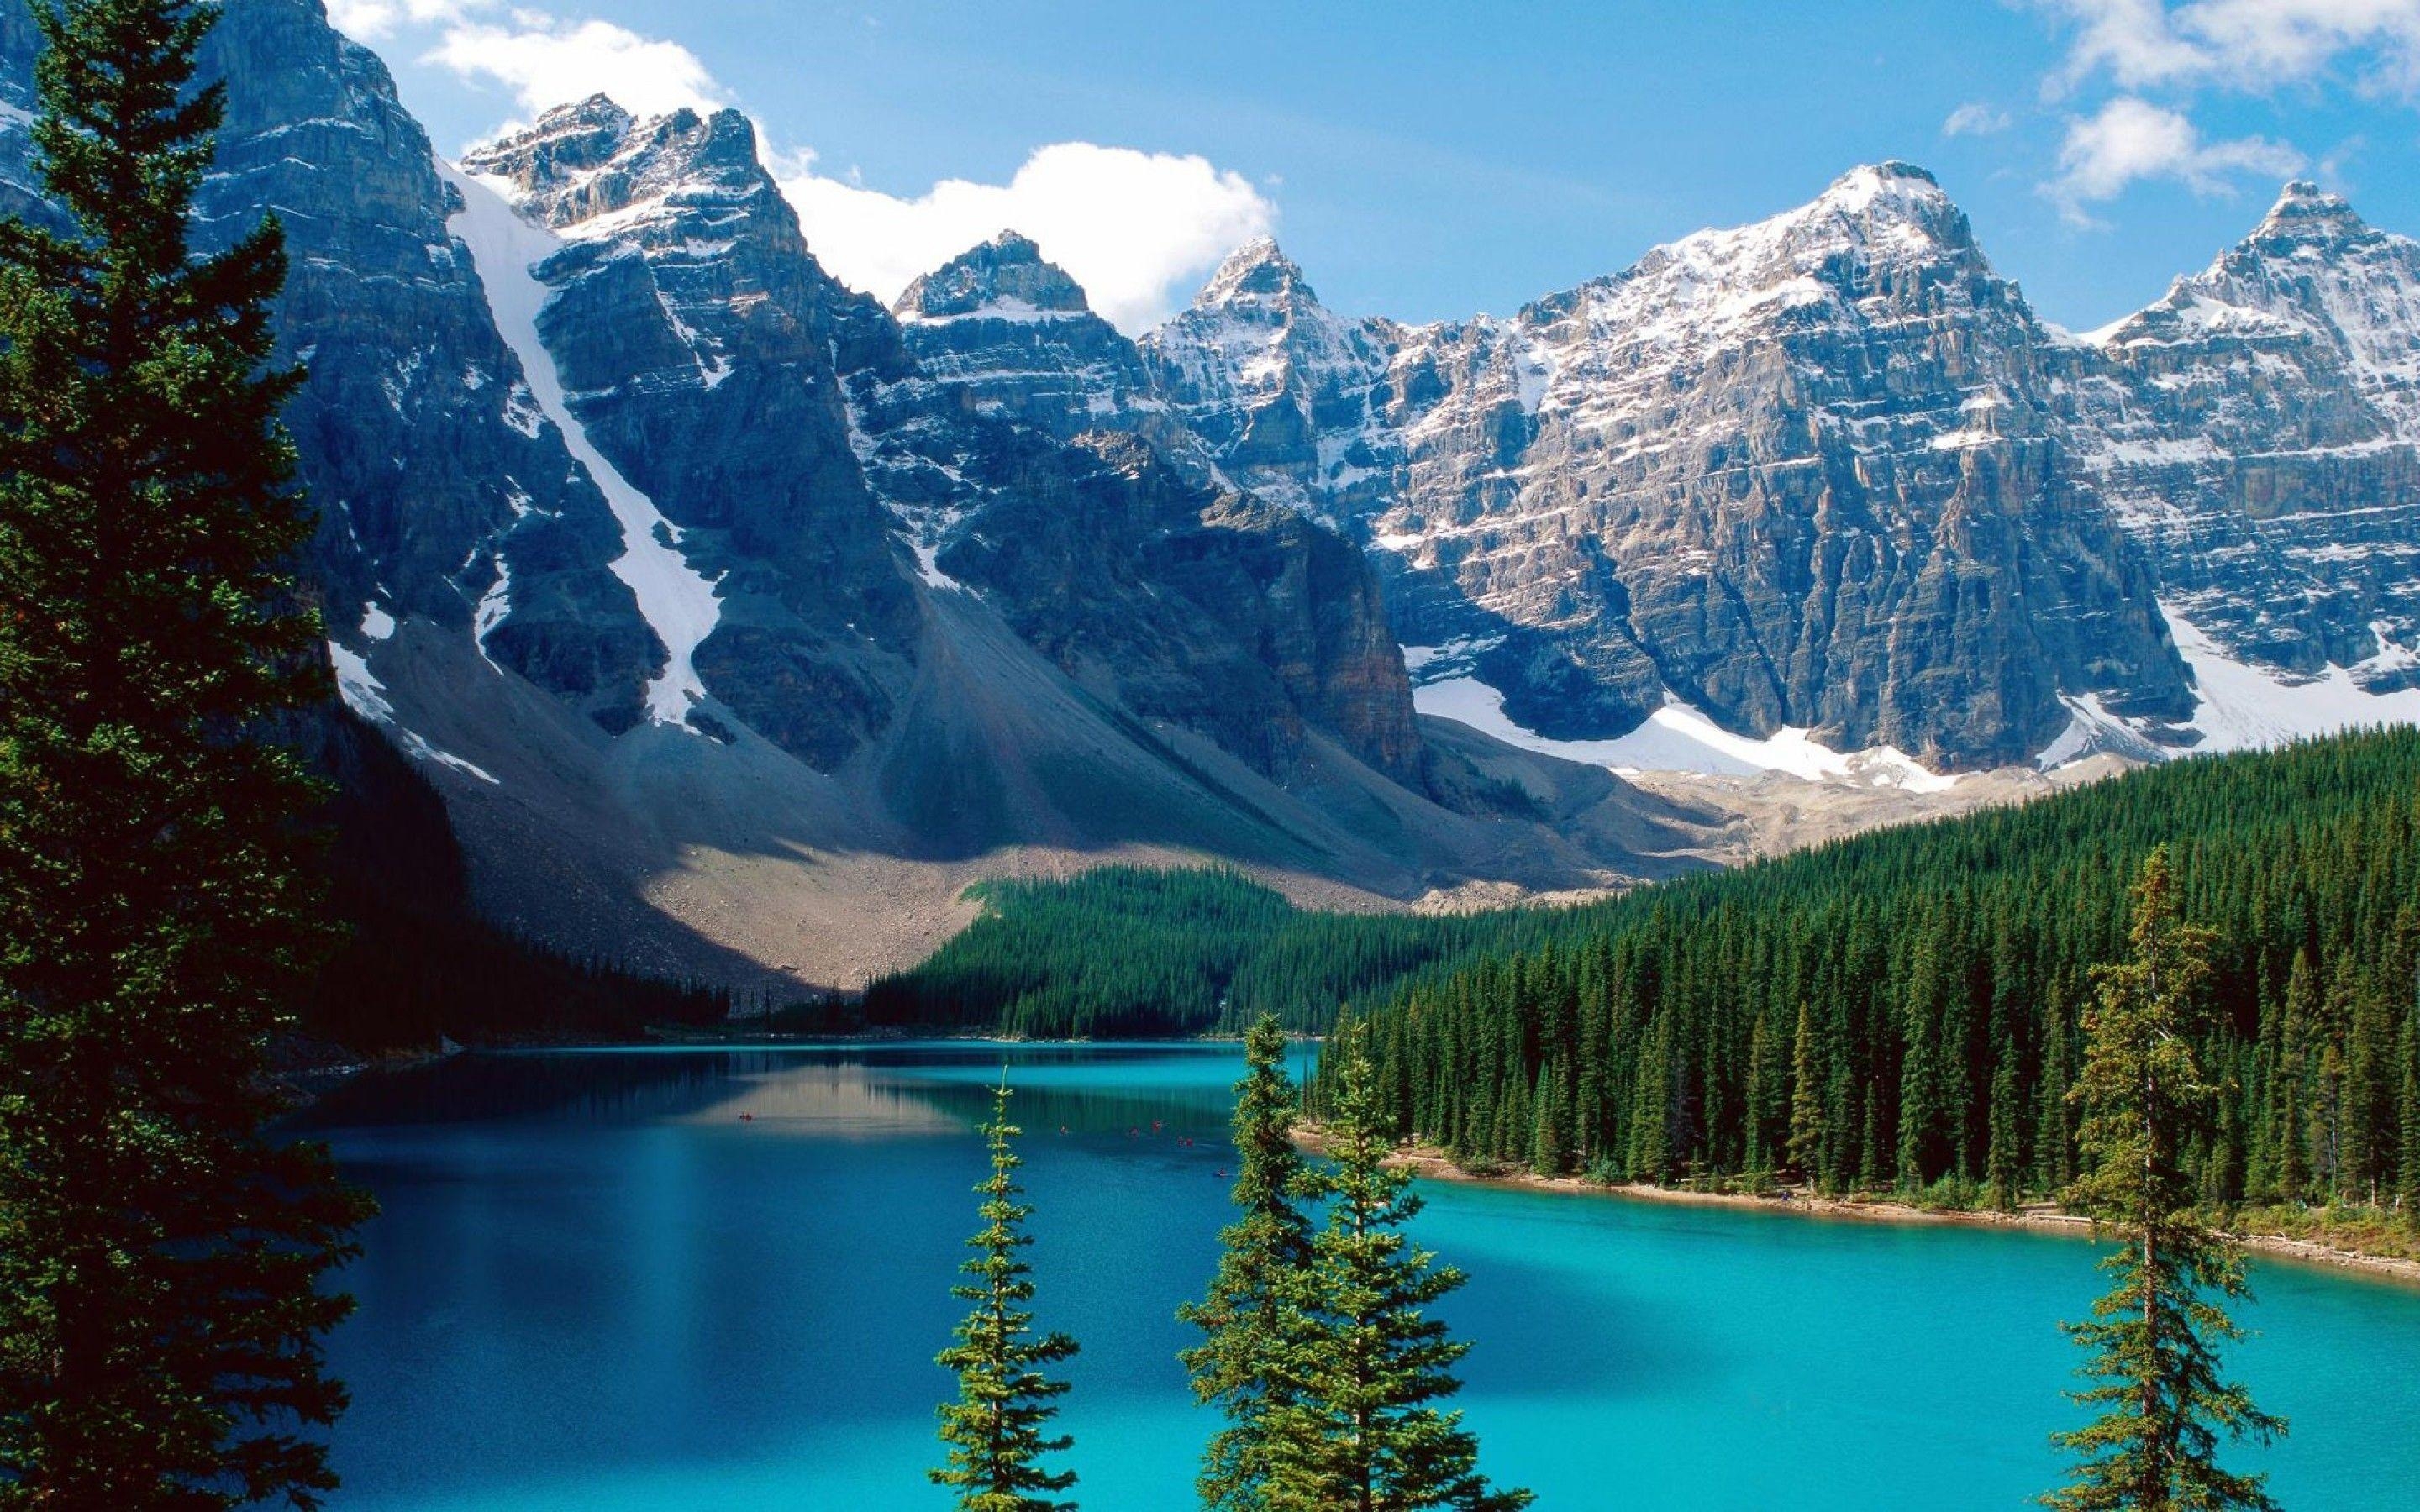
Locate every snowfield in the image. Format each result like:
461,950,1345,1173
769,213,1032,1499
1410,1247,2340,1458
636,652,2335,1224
442,160,724,729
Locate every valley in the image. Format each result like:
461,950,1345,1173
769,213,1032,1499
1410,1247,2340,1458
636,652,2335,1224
10,0,2420,999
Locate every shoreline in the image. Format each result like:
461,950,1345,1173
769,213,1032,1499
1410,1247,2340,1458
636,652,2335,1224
1301,1129,2420,1289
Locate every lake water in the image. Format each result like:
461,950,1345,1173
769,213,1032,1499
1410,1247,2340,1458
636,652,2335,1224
300,1043,2420,1510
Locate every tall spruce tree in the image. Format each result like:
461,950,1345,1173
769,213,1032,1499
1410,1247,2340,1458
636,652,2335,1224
1181,1015,1317,1512
2046,850,2284,1512
1266,1038,1529,1512
0,2,370,1505
1986,1037,2023,1213
2400,993,2420,1230
1786,1001,1826,1188
933,1079,1081,1512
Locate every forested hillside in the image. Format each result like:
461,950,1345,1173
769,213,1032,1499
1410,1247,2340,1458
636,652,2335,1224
1320,729,2420,1215
878,730,2420,1220
860,867,1575,1037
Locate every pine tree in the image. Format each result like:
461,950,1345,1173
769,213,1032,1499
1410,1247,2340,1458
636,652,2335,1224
933,1080,1080,1512
1786,1001,1826,1189
2046,850,2284,1512
1528,1063,1570,1177
1744,1010,1777,1173
2272,953,2317,1202
1266,1039,1530,1512
1627,1011,1674,1183
2037,1000,2076,1195
0,3,370,1504
2399,993,2420,1230
1986,1037,2023,1213
1181,1016,1316,1512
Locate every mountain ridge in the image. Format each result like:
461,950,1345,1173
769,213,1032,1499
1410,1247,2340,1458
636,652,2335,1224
7,0,2420,993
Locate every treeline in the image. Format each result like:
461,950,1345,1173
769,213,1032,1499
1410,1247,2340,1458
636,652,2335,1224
1316,728,2420,1216
861,866,1573,1037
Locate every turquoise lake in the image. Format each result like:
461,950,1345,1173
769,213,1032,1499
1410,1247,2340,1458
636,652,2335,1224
300,1042,2420,1510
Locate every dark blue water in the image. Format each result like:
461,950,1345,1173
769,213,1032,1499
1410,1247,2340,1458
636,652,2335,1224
302,1044,2420,1509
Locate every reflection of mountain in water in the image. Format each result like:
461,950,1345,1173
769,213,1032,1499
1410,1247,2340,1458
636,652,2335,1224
677,1063,962,1137
296,1045,1248,1146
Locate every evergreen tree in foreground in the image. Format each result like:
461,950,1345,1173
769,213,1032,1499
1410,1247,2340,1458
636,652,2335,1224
1266,1037,1530,1512
0,1,370,1504
1181,1014,1316,1512
934,1079,1081,1512
2046,851,2284,1512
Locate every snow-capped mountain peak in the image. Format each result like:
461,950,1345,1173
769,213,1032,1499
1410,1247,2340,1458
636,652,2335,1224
2249,179,2372,254
894,229,1094,323
1192,234,1319,311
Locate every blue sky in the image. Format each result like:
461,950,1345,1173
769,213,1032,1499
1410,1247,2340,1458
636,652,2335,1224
337,1,2420,333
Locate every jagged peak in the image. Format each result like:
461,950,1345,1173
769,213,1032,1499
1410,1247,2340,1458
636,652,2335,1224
1823,160,1944,202
1781,160,1963,244
534,93,636,136
895,228,1093,322
461,92,772,226
1192,234,1317,311
1605,159,1974,302
2244,178,2372,252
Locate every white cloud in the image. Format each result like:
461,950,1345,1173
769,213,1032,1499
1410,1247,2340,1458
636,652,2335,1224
2044,96,2304,223
2039,0,2212,92
775,142,1276,333
1943,102,2015,136
324,0,492,43
348,3,1276,330
425,16,729,122
2039,0,2420,96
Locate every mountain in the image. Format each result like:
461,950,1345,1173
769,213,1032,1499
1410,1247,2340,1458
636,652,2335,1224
1148,166,2196,771
2063,181,2420,692
0,1,1718,990
1147,166,2420,777
9,0,2420,993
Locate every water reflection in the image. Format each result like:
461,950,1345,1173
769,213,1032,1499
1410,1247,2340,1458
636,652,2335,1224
306,1046,2420,1512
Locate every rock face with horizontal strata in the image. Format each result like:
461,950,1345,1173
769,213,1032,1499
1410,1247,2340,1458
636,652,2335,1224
1150,165,2200,769
2061,181,2420,690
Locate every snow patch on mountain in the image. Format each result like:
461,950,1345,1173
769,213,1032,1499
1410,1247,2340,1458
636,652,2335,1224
2164,604,2420,752
326,640,501,785
443,161,723,727
1407,658,1960,792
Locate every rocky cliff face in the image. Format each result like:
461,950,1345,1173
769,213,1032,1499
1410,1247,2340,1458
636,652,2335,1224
2062,181,2420,690
460,97,923,762
458,99,1420,786
0,0,663,732
1141,239,1404,522
893,234,1157,432
1149,165,2197,769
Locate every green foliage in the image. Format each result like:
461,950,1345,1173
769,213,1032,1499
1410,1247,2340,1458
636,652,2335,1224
881,735,2420,1231
0,2,371,1504
1266,1039,1529,1512
863,865,1576,1038
1180,1015,1318,1512
1328,729,2420,1222
933,1080,1081,1512
1786,1001,1827,1188
2046,852,2284,1512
